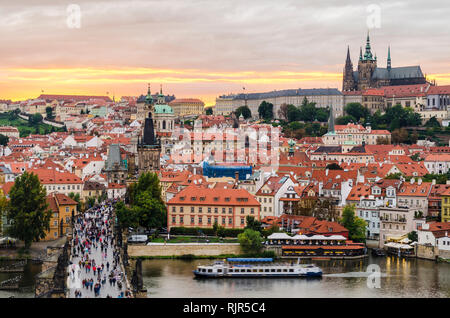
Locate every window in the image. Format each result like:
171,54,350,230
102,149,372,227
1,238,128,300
180,216,184,223
241,218,245,225
172,216,176,223
214,208,218,214
229,208,233,214
208,217,211,224
199,217,202,224
191,207,194,213
191,217,194,223
241,208,244,214
251,208,254,214
229,218,232,225
180,207,184,213
208,207,211,213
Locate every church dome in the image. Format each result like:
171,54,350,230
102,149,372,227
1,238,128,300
154,104,174,114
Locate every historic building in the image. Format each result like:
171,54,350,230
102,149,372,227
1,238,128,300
343,33,427,92
103,144,128,185
169,98,205,117
137,86,161,175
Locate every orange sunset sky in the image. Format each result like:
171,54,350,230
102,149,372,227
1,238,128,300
1,1,450,106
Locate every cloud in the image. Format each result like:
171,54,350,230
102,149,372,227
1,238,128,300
0,0,450,101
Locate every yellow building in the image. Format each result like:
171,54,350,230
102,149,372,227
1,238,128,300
167,185,260,230
441,188,450,222
44,193,78,241
168,98,205,117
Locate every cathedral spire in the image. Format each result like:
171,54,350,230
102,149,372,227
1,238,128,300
359,47,363,61
387,46,391,70
364,30,373,60
346,45,351,63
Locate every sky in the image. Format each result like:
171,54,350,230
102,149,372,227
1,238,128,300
1,0,450,106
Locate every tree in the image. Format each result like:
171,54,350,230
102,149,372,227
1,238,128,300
118,172,166,229
6,172,52,249
278,103,289,120
205,107,213,115
326,163,343,170
68,192,82,212
45,106,54,120
335,115,356,125
340,205,366,243
258,101,274,120
245,215,262,232
345,103,369,122
238,229,263,254
235,105,252,119
287,105,301,122
0,194,8,236
391,128,409,144
407,231,418,242
316,108,329,122
0,134,9,146
299,102,317,122
29,113,43,125
425,116,441,128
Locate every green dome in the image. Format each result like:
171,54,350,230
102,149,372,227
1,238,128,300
154,104,173,114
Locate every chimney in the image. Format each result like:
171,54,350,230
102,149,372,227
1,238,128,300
418,178,422,185
432,179,436,185
410,178,415,185
325,169,329,176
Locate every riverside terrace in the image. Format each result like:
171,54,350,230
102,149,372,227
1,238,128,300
266,233,367,258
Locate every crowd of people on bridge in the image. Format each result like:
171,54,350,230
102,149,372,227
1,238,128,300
69,200,132,298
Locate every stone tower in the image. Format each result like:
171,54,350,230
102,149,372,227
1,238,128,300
342,46,356,91
137,111,161,175
357,31,377,90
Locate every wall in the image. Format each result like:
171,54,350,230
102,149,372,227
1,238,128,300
416,244,438,260
128,243,242,257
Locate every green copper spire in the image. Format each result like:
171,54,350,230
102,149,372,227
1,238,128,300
364,30,373,60
359,47,362,61
387,46,391,70
145,83,153,104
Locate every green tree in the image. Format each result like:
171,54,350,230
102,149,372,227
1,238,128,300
0,134,9,146
407,231,418,242
29,113,43,126
6,172,51,249
205,107,213,115
287,105,301,122
345,103,369,122
258,101,274,120
299,102,317,122
119,172,166,229
425,116,440,128
326,163,343,170
68,192,82,212
115,201,139,229
245,215,262,232
335,115,357,125
238,229,263,254
45,106,54,120
235,105,252,119
340,205,366,243
316,108,329,122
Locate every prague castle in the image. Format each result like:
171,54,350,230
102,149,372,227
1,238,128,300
343,32,427,91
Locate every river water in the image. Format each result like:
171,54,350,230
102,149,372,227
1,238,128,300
142,256,450,298
0,260,41,298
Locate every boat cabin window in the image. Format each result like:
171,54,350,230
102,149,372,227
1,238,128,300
252,269,257,272
202,269,206,272
271,269,276,272
265,269,270,272
217,269,222,273
246,269,251,273
282,269,287,272
207,269,212,273
259,269,264,272
229,269,233,273
276,269,282,272
289,269,294,272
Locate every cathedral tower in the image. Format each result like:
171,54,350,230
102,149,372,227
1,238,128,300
342,46,356,91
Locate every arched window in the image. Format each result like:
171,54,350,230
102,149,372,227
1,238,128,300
163,120,166,130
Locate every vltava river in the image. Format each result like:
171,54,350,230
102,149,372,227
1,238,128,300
142,256,450,298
